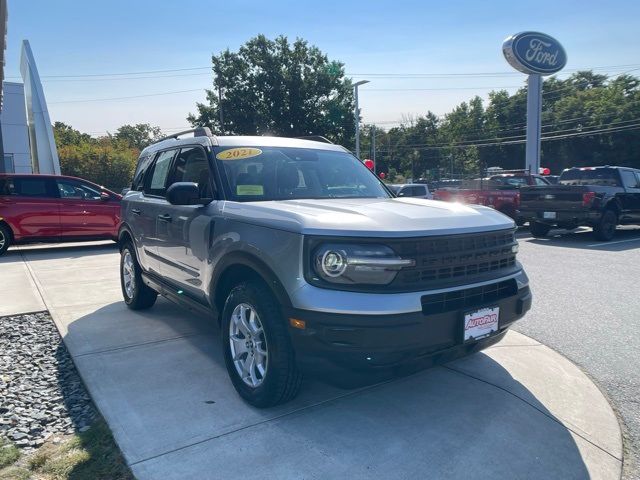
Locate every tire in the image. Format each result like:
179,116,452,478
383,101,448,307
0,223,11,256
120,242,157,310
221,281,302,408
593,209,617,241
530,221,551,238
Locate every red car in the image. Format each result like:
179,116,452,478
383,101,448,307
0,174,122,255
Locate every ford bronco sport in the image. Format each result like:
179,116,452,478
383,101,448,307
118,127,532,407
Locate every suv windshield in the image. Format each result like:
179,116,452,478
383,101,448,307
559,168,621,186
214,146,391,201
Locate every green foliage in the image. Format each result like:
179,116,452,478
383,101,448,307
0,439,20,469
188,35,356,147
367,71,640,179
113,124,162,150
53,123,162,191
0,420,132,480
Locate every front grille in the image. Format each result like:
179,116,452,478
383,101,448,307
421,279,518,315
389,229,518,291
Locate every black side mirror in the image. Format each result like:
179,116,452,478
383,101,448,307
100,192,111,201
167,182,202,205
398,191,406,197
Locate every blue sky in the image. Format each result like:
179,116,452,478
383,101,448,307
5,0,640,135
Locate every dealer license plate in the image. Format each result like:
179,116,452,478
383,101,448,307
464,306,500,343
543,211,557,219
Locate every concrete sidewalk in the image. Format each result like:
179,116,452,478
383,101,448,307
1,243,624,479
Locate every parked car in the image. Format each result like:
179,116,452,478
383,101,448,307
118,128,532,407
388,183,432,199
0,174,122,255
520,166,640,241
433,171,550,225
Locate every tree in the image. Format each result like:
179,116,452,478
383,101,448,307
53,123,140,191
114,124,162,150
53,122,92,147
188,35,356,147
58,138,137,192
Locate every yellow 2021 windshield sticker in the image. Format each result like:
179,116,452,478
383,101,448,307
216,147,262,160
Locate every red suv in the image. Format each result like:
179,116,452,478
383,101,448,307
0,174,122,255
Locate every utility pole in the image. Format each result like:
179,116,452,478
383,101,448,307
371,125,376,174
217,83,225,134
353,80,370,159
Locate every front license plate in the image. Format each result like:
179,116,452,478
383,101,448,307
543,211,557,219
464,306,499,343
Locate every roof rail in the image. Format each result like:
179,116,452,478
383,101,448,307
295,135,334,144
150,126,213,146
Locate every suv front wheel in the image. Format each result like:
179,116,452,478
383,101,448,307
120,242,158,310
222,281,302,408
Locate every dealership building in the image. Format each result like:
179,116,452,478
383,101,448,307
0,0,60,175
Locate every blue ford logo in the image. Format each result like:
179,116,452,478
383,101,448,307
503,32,567,75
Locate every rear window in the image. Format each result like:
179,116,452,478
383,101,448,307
559,168,621,186
131,154,153,191
0,177,51,197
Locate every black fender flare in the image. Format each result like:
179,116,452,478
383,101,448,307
209,251,292,314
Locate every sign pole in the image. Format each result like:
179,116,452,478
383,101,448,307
525,74,542,173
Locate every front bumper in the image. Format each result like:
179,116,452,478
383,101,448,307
286,274,532,372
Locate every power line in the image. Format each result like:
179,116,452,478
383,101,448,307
6,62,640,81
48,88,206,104
377,123,640,151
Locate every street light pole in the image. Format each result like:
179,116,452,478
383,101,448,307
353,80,370,159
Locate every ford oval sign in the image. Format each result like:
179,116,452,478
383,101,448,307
503,32,567,75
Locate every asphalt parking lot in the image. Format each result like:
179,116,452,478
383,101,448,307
514,225,640,479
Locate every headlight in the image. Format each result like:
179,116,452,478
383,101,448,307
312,243,415,286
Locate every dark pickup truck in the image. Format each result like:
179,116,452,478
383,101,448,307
520,166,640,241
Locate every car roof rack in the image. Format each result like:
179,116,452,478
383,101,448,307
150,126,214,146
295,135,334,144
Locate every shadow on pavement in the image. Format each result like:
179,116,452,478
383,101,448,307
517,225,640,251
58,298,592,478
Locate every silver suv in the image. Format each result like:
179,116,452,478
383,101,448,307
119,128,532,407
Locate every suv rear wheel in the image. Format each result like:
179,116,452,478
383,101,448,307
593,209,617,241
0,224,11,256
530,221,551,238
120,242,157,310
222,281,302,408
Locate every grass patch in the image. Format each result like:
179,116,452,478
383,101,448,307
0,439,20,469
0,419,132,480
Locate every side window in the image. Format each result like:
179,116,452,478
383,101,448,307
131,154,152,191
169,147,212,199
0,177,16,196
535,177,549,186
56,180,102,200
635,172,640,187
13,178,51,197
144,150,176,197
620,170,638,189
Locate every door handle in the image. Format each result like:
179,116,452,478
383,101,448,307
157,213,172,222
131,208,142,215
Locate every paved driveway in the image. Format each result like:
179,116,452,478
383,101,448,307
1,242,622,479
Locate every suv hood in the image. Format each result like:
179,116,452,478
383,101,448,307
222,197,514,237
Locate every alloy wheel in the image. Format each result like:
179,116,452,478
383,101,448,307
229,303,269,387
122,250,136,299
